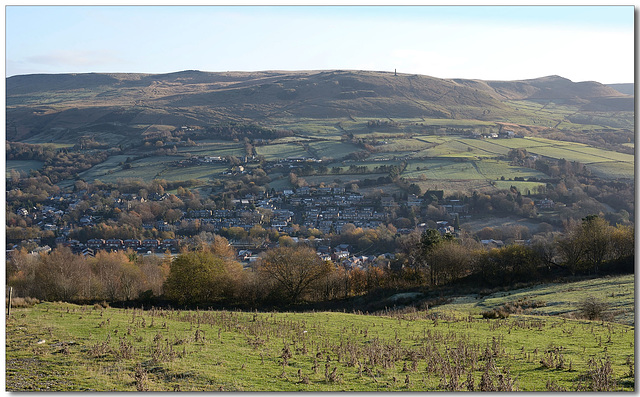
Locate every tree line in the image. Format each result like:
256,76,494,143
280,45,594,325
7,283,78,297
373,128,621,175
7,215,633,309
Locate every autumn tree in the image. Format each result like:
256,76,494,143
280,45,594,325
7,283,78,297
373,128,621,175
89,250,144,301
609,224,634,262
579,215,614,273
478,244,542,286
138,254,171,297
426,240,476,286
164,250,241,305
259,246,333,303
33,247,91,301
6,248,40,298
557,215,617,274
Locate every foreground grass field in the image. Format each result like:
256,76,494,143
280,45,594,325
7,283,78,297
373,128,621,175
6,275,634,391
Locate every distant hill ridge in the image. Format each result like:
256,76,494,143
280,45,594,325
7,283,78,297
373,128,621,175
6,70,633,142
606,83,634,96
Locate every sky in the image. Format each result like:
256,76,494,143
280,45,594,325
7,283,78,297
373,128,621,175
5,4,635,84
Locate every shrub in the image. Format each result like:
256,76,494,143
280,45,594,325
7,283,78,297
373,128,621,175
93,300,109,309
578,296,609,320
481,309,509,319
7,296,40,308
164,250,242,305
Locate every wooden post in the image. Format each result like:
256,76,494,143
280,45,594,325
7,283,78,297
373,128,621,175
7,287,12,318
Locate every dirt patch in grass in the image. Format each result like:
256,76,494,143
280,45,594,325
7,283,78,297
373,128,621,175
6,357,77,391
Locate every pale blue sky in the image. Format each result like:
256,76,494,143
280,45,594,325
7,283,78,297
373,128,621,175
5,5,635,83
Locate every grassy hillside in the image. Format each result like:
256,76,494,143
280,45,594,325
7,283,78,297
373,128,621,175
6,70,633,192
6,275,634,391
7,71,633,143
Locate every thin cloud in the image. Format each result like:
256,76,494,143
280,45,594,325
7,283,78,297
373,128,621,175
25,50,123,68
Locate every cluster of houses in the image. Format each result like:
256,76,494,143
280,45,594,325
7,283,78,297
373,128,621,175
471,130,525,139
12,185,465,249
11,178,560,266
181,188,385,235
236,242,396,270
53,237,181,257
29,189,556,240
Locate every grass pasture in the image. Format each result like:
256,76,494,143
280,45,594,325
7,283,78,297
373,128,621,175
6,160,45,176
307,141,360,159
157,164,229,182
414,180,496,195
255,143,309,161
501,100,589,129
493,180,546,193
76,155,131,180
302,173,389,187
526,146,622,164
480,275,634,325
79,156,170,183
402,159,546,189
177,141,245,158
271,118,349,136
329,159,404,171
451,139,509,157
587,161,635,180
474,159,547,180
415,139,480,158
372,138,434,154
5,275,634,391
402,159,478,180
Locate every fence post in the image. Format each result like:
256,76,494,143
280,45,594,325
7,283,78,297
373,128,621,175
7,286,13,318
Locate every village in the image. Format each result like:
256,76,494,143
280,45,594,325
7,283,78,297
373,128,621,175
9,180,555,271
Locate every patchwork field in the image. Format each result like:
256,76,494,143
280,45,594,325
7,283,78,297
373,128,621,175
71,129,633,189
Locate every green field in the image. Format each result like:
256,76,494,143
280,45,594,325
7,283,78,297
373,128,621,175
6,275,634,391
502,100,576,128
493,180,546,193
255,143,309,160
301,173,389,187
71,130,633,188
78,155,229,184
372,138,434,154
79,156,176,183
435,274,634,326
6,160,45,175
157,164,229,182
499,100,634,131
177,141,245,158
587,161,635,180
307,141,360,159
527,146,625,164
401,159,546,184
76,155,131,179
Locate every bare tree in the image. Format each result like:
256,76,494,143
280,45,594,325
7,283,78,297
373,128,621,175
259,246,332,303
34,247,90,301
